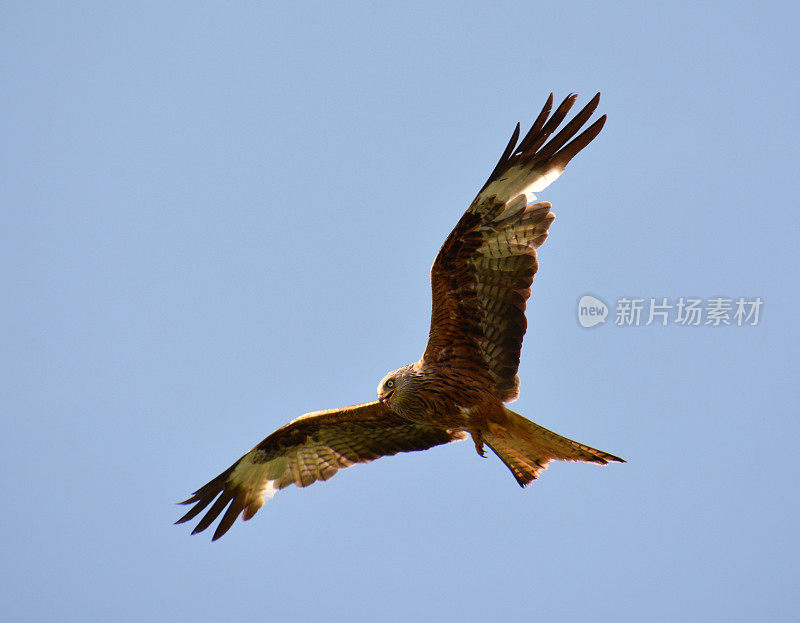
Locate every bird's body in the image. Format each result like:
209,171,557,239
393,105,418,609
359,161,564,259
378,362,493,429
178,92,624,540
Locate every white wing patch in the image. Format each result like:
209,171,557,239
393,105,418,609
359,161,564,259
479,161,564,209
230,451,287,509
525,164,564,194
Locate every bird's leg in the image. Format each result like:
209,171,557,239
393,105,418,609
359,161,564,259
470,429,486,457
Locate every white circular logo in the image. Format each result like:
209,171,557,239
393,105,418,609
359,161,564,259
577,295,608,328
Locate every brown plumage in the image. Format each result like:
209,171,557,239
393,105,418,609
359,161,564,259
177,402,466,541
177,92,623,540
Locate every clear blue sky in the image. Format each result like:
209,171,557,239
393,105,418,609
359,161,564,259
2,2,798,621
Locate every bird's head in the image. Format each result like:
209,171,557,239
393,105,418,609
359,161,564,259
377,365,415,411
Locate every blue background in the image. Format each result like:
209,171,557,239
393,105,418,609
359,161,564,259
3,2,798,621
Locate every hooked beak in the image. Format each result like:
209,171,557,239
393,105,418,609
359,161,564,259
379,389,395,407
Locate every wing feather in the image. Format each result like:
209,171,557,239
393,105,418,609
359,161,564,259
176,401,466,540
423,93,605,401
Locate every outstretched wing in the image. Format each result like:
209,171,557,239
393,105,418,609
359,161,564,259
176,401,466,540
422,93,606,401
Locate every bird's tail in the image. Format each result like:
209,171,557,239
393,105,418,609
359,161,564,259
483,407,624,486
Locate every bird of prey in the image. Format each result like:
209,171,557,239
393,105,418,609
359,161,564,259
177,92,624,540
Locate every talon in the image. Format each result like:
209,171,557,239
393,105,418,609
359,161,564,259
471,430,486,458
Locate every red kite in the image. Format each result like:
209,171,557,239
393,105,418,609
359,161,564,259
177,93,623,540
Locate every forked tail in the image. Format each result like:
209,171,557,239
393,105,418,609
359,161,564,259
483,407,624,486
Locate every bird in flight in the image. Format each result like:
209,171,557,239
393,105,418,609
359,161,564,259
177,92,624,540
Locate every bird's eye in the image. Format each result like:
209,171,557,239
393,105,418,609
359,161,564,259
385,379,395,389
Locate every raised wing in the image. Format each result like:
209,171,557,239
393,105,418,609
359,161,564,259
176,401,466,540
422,93,606,401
